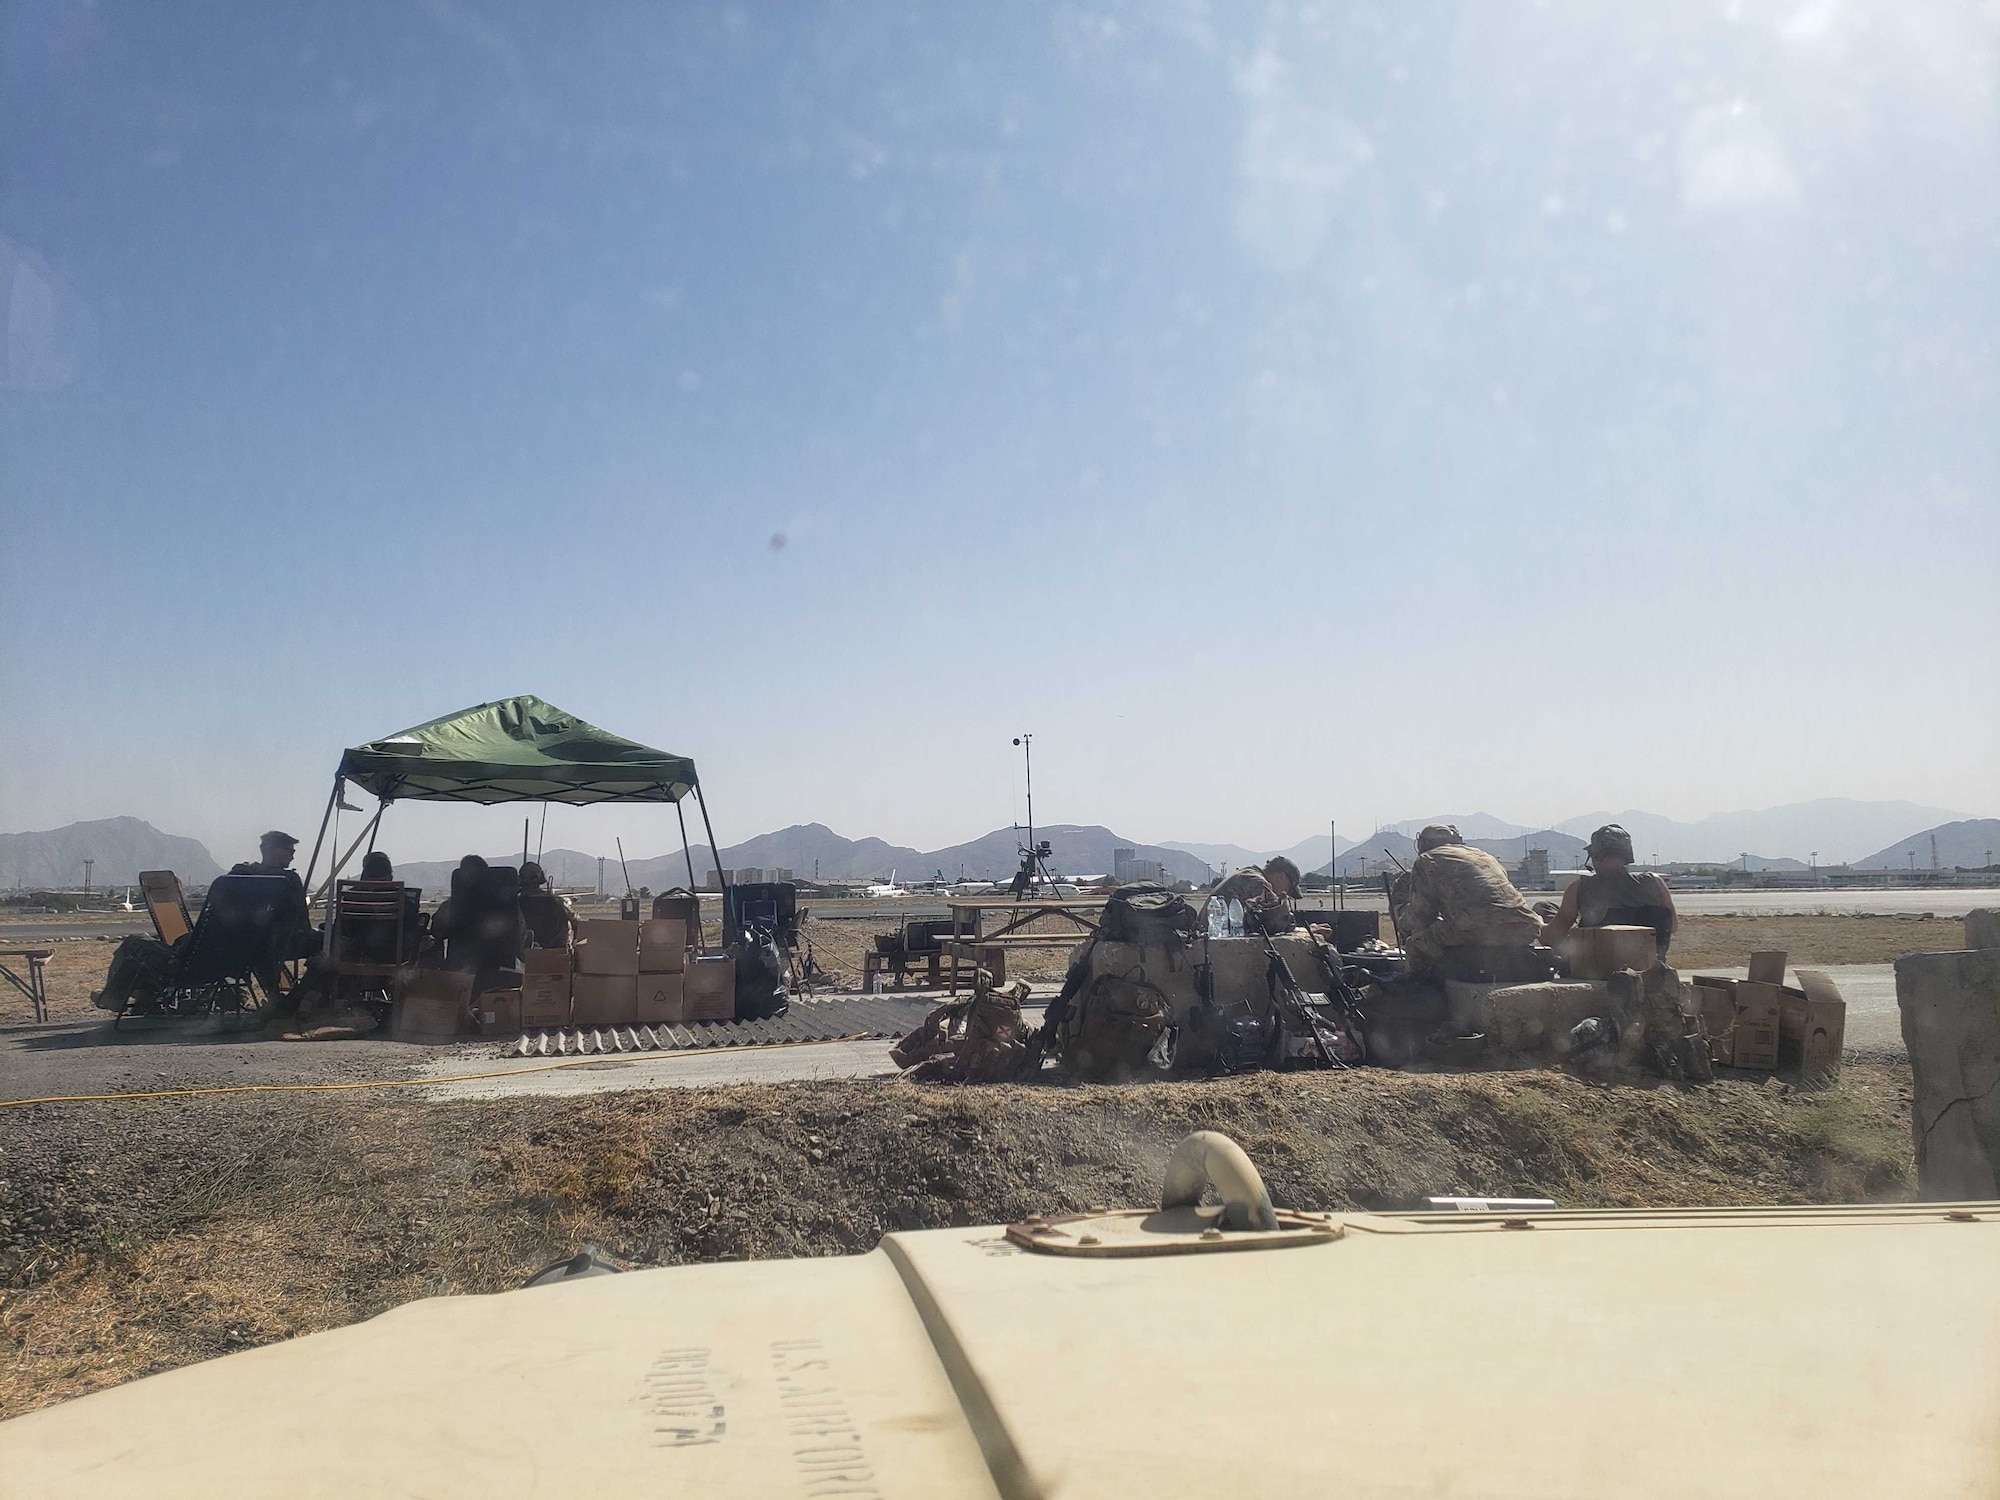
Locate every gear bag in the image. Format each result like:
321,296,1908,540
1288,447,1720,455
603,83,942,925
1058,969,1173,1082
1098,882,1201,952
732,919,790,1022
893,979,1034,1083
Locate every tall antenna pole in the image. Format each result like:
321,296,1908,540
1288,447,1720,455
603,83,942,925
1012,733,1034,857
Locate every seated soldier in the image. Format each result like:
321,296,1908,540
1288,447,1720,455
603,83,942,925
1209,857,1302,936
434,855,524,988
517,861,576,950
1395,825,1543,980
229,830,317,961
341,851,422,966
1539,823,1677,959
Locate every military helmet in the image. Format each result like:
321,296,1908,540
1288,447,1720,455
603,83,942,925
1588,824,1636,863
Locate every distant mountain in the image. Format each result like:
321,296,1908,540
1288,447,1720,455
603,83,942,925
1554,799,1968,866
381,848,606,898
1157,841,1269,873
686,823,925,883
920,826,1214,884
1334,831,1419,877
1380,813,1535,842
0,817,221,889
1856,819,2000,872
1328,829,1588,878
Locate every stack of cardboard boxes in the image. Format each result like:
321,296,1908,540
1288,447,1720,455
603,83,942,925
637,918,686,1025
1691,951,1846,1081
503,916,738,1031
574,919,641,1026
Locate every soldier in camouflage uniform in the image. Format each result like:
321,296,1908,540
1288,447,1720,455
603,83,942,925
1395,825,1543,978
1208,856,1302,936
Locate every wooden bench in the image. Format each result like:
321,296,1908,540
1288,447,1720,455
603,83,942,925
0,949,52,1024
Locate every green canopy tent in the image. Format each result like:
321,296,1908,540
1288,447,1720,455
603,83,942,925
300,696,725,904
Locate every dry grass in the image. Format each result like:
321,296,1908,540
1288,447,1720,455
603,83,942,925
1670,913,1960,968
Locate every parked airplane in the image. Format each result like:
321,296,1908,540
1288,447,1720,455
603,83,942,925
862,871,910,898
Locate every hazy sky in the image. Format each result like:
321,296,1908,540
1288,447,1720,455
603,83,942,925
2,1,1995,864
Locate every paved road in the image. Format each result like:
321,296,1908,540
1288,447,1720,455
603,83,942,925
416,1038,906,1100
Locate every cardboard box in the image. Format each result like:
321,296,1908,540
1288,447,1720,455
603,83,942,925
1784,969,1847,1082
571,972,637,1027
639,918,688,973
684,955,736,1022
1731,982,1783,1069
637,972,684,1027
1691,977,1738,1064
477,990,523,1035
520,971,571,1030
1748,950,1788,986
392,970,471,1042
1564,925,1657,979
523,947,573,976
575,920,639,976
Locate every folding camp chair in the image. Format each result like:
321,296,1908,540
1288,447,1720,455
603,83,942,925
138,869,194,947
112,873,302,1026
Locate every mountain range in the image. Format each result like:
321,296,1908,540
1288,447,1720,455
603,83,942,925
4,800,1991,895
0,817,222,889
1856,819,2000,872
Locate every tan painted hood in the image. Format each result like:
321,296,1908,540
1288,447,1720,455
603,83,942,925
3,1202,1997,1497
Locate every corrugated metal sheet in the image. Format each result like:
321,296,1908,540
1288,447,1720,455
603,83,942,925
500,993,939,1057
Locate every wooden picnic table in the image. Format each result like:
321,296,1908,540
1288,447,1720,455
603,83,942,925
942,898,1104,994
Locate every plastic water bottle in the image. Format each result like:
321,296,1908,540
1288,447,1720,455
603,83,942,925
1207,900,1228,940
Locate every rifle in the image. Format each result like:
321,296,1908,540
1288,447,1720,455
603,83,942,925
1252,921,1355,1069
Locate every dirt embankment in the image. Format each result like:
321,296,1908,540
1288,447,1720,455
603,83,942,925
0,1061,1913,1421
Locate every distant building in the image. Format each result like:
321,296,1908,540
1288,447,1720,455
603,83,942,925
1113,849,1166,884
1514,847,1552,889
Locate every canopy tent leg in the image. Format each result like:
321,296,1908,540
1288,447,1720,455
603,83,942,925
693,783,730,951
676,801,698,892
300,777,343,895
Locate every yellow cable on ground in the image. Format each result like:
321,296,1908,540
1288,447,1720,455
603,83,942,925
0,1034,877,1109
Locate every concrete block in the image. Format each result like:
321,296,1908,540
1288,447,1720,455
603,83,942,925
1895,950,2000,1200
1480,980,1616,1056
1966,910,2000,951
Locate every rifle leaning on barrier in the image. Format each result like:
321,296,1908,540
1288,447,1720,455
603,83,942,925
1020,931,1098,1072
1251,920,1356,1069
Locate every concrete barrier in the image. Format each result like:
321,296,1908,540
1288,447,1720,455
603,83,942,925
1966,909,2000,951
1895,949,2000,1199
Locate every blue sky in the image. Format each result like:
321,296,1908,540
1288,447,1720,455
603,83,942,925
2,0,1995,864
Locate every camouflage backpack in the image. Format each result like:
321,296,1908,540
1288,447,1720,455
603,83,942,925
1058,970,1173,1082
1097,883,1201,953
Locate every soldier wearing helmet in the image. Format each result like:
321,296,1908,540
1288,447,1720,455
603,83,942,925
1394,825,1543,979
1540,823,1676,958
